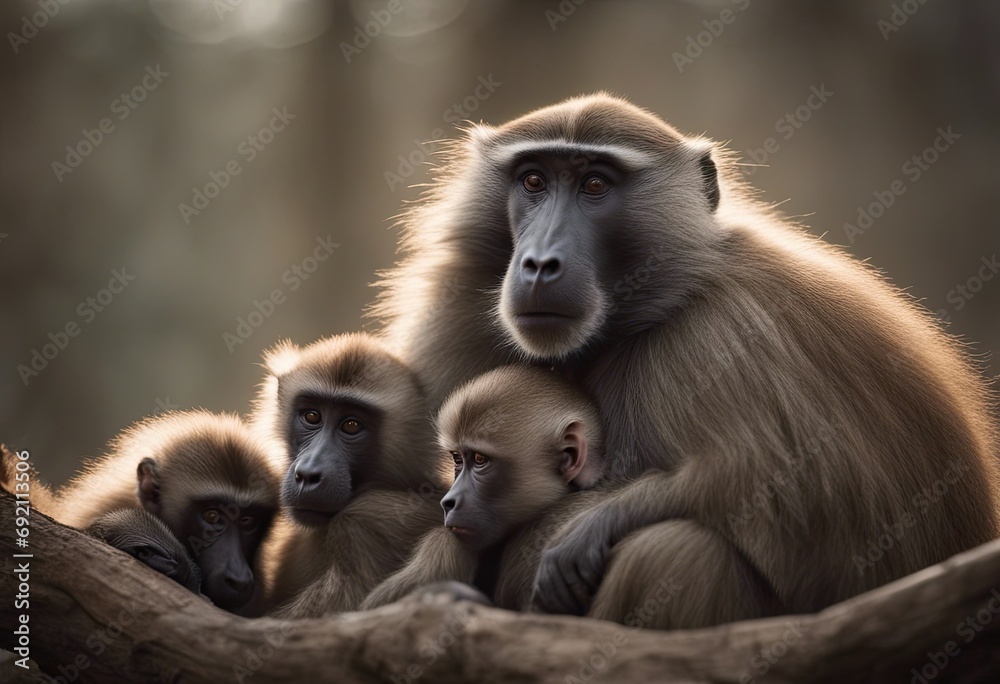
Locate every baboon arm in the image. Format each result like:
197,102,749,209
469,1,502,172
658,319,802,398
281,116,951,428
361,527,478,610
533,470,689,615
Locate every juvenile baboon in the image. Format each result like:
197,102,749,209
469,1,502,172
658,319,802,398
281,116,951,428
363,366,780,628
252,333,448,617
29,411,280,613
370,93,1000,621
88,508,204,596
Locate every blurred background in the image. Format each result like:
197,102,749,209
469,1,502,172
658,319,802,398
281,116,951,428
1,0,998,486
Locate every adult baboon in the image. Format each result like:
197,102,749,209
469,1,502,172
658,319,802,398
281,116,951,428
22,411,280,613
363,365,780,628
370,93,1000,620
252,333,447,617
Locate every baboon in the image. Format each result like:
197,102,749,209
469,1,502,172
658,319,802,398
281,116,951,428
370,93,1000,622
363,366,779,628
21,411,280,613
252,333,448,617
87,508,204,596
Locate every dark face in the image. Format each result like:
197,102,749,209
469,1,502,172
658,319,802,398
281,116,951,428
122,537,203,596
178,499,273,612
499,151,630,360
281,396,381,526
89,510,205,596
440,448,513,552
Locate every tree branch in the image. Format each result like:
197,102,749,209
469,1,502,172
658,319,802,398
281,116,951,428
1,489,998,683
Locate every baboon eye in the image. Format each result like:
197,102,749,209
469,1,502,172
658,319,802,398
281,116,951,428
301,410,321,426
472,453,489,467
340,418,362,435
523,173,546,192
450,451,462,470
202,509,221,525
582,176,608,195
239,515,256,529
136,547,153,561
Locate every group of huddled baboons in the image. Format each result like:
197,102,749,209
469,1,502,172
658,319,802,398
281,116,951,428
4,94,998,628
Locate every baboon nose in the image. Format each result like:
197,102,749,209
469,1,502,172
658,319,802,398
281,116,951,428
293,464,322,488
224,571,253,592
521,254,563,285
441,496,456,513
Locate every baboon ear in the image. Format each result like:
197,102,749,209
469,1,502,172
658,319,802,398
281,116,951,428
136,458,161,515
684,139,720,212
698,149,720,212
262,339,301,377
559,421,600,489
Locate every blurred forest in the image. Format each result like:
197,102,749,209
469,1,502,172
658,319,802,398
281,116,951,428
1,0,998,486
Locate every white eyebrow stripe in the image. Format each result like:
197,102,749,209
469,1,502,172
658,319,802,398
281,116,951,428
488,139,656,169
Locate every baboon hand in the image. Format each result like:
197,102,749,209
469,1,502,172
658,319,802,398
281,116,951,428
531,511,612,616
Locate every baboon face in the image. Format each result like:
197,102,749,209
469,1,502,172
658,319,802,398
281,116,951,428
88,509,204,596
487,101,718,360
174,497,274,611
132,417,279,612
280,397,382,526
498,151,629,360
436,366,600,551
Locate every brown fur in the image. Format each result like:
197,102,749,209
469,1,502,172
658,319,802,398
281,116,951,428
0,444,58,517
87,508,204,595
251,333,448,617
9,411,281,613
362,365,600,609
361,365,772,628
47,411,280,531
369,93,1000,620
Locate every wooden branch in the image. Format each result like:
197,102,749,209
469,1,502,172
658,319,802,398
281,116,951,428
1,487,999,684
